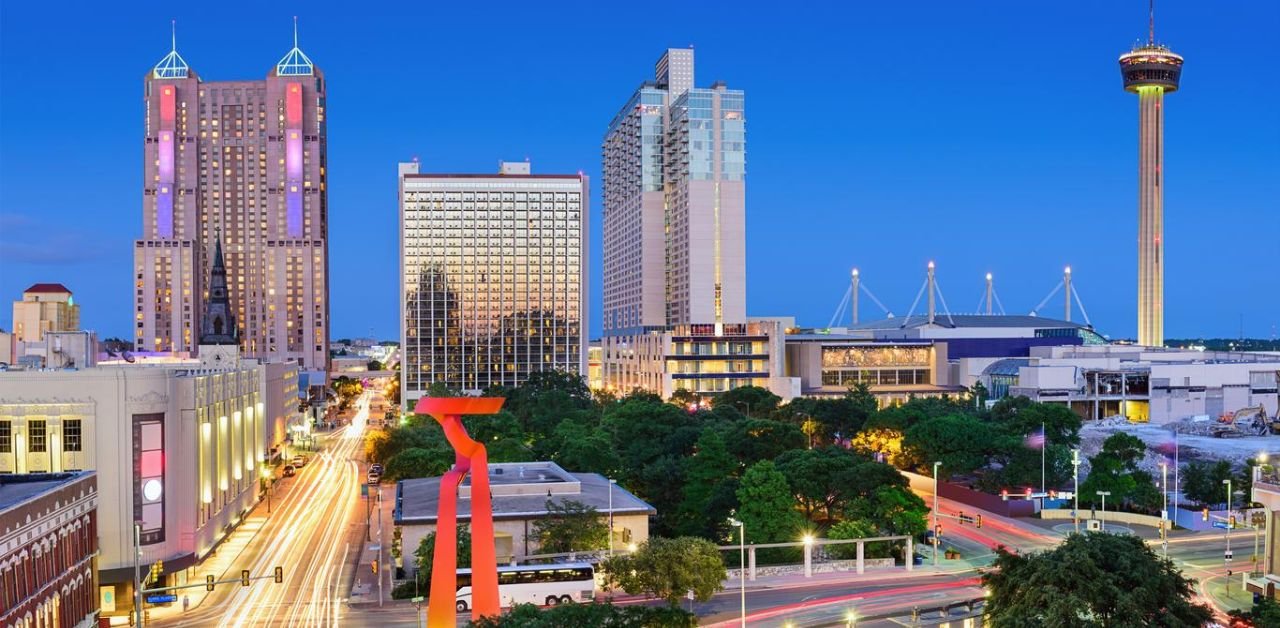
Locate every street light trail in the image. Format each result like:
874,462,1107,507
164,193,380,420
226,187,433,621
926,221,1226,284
214,392,369,627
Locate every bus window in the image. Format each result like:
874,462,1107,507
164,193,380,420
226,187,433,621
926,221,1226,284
456,574,471,590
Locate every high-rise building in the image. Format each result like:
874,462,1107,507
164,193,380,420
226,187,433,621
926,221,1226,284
398,161,588,402
135,23,329,372
11,283,79,343
1119,7,1182,347
602,49,794,399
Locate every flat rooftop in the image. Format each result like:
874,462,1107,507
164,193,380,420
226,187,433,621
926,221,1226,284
0,472,84,512
395,461,655,525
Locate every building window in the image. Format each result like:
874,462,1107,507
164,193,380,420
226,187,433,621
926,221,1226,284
0,421,10,453
29,420,47,452
65,419,82,452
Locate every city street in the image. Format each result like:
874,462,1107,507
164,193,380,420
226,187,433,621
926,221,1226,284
154,392,372,627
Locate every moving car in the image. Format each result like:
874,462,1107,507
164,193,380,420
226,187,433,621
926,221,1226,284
292,455,307,467
367,471,381,484
283,465,296,477
369,463,384,474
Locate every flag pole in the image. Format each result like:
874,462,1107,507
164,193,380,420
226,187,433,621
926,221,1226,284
1041,422,1046,496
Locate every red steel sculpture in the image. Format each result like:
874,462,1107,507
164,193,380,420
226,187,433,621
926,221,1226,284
414,396,506,625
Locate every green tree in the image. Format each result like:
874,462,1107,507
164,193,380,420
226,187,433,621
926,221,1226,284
412,524,472,591
983,532,1211,626
903,414,995,478
367,359,384,371
470,603,696,627
722,419,806,467
775,446,862,523
1079,433,1161,511
383,447,450,481
545,421,622,477
711,385,781,418
601,537,726,606
849,485,929,537
988,395,1082,446
1182,460,1235,507
1230,597,1280,627
826,519,892,559
496,370,595,437
531,499,609,554
734,461,804,543
676,429,739,538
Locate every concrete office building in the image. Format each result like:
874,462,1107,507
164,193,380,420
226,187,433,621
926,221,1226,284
981,345,1280,423
602,49,792,399
0,471,99,627
12,283,80,343
399,161,587,402
135,23,329,375
394,461,654,567
1119,9,1183,347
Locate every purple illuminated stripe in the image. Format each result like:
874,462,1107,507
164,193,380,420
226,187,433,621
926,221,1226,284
287,130,303,238
157,185,173,237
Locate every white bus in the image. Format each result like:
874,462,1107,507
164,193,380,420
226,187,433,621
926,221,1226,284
454,563,596,612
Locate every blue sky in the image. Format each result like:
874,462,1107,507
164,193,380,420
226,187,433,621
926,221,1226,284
1,0,1276,341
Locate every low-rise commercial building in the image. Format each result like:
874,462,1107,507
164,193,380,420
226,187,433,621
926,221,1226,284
784,333,964,406
0,471,99,627
984,345,1280,422
0,361,267,615
394,461,654,570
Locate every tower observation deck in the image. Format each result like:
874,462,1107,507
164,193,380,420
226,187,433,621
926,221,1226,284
1119,13,1182,347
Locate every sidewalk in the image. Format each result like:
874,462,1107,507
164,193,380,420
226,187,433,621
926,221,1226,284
1201,569,1254,617
347,477,395,606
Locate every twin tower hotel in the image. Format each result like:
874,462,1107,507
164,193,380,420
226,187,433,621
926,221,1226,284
398,49,795,403
137,28,329,378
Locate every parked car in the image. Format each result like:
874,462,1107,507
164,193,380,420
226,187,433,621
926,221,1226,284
292,455,306,467
367,472,382,485
369,463,384,474
283,465,296,477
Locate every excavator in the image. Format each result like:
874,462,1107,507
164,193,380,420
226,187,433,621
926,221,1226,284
1210,406,1274,438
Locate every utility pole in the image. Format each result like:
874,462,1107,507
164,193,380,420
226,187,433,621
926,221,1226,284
1160,462,1168,559
1072,449,1081,534
932,461,941,567
1224,478,1233,593
1096,491,1111,532
608,478,617,557
134,523,144,628
378,483,384,607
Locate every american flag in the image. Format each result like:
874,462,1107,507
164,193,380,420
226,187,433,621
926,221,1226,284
1025,428,1046,449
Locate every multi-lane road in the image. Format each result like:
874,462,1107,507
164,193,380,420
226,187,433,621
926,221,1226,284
157,392,372,628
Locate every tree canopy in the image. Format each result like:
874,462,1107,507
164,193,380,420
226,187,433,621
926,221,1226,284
982,532,1211,627
601,537,726,606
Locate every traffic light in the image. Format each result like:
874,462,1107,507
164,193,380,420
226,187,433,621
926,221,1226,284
241,570,251,587
1230,515,1237,529
1001,489,1009,501
274,566,283,584
934,524,942,538
976,515,983,529
1203,508,1210,522
1024,487,1032,499
371,559,379,574
206,575,215,592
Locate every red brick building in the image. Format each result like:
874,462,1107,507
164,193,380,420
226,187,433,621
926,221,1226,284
1,472,98,628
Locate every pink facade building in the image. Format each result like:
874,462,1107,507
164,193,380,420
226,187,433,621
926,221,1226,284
135,25,329,372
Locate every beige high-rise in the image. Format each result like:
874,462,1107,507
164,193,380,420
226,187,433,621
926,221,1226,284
135,26,329,372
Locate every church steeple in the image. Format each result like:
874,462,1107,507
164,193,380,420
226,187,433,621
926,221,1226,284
200,232,238,345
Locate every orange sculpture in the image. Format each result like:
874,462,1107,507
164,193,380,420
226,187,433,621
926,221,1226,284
415,396,506,625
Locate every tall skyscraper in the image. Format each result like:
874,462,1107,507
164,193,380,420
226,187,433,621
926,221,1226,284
398,161,588,402
602,49,791,399
1119,5,1182,347
136,22,329,372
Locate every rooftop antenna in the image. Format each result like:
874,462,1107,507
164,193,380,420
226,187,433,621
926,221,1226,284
293,15,299,49
171,19,177,53
1149,0,1155,45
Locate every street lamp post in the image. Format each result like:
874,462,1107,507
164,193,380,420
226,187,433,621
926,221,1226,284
1096,491,1111,532
932,461,941,566
608,478,617,557
729,518,745,628
1224,478,1233,592
1160,462,1168,559
1072,449,1081,534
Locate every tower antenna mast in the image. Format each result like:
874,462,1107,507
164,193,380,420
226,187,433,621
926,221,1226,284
293,16,299,48
171,19,177,52
1149,0,1155,45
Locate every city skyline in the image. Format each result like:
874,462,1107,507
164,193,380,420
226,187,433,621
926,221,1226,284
2,1,1278,342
